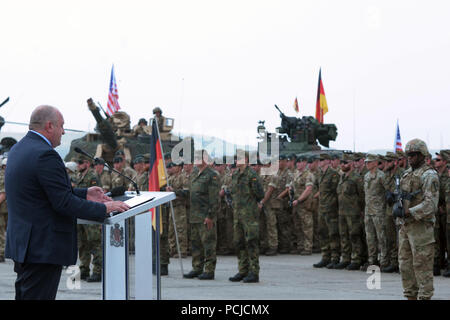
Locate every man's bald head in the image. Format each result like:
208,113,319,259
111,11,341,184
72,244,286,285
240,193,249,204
29,105,65,147
29,105,60,131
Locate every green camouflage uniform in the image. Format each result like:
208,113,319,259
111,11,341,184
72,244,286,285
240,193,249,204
181,169,192,255
446,173,450,269
292,169,316,253
259,172,273,252
311,169,320,252
275,168,294,252
217,168,234,254
0,170,7,260
398,162,439,299
383,166,404,268
189,166,220,274
337,170,364,264
262,172,280,252
111,167,137,189
168,170,189,256
231,166,264,275
76,168,102,276
364,168,387,266
318,166,340,262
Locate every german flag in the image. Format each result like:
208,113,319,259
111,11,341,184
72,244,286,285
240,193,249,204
149,120,167,232
315,68,328,123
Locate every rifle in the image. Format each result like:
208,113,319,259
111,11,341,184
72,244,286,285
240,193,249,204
224,189,233,208
392,175,420,218
288,187,295,208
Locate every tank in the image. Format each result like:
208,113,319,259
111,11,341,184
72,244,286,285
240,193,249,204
257,105,341,157
64,98,183,165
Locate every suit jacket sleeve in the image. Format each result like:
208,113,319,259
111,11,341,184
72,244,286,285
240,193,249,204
37,150,106,222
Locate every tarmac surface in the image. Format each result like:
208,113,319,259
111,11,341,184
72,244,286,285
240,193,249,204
1,253,449,300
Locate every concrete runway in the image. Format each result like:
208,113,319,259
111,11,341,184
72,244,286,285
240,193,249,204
1,254,449,300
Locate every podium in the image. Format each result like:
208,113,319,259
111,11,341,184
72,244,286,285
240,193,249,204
78,191,175,300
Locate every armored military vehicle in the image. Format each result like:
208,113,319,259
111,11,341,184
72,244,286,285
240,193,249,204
257,105,342,158
64,98,185,165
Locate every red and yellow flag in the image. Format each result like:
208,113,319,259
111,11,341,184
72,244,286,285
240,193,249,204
315,68,328,123
148,121,166,233
293,97,299,113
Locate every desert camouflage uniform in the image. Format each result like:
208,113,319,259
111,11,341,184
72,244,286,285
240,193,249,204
0,170,7,260
311,169,320,252
259,172,275,252
337,170,364,264
398,162,439,299
364,168,387,266
111,167,137,190
318,166,340,262
189,166,220,274
383,166,404,268
231,166,265,276
168,170,189,256
446,175,450,270
435,168,448,269
76,168,102,276
292,169,316,253
96,169,111,193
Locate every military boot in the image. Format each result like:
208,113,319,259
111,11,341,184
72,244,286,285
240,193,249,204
242,272,259,283
442,269,450,278
198,272,214,280
86,273,101,282
229,273,247,282
326,260,340,269
345,262,361,271
381,265,399,273
334,261,350,270
183,270,202,279
265,248,277,256
433,265,441,276
313,259,331,268
161,264,168,276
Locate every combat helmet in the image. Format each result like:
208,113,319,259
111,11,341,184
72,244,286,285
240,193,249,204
153,107,162,115
405,139,429,156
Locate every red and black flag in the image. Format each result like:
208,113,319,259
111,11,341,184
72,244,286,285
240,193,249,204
315,68,329,123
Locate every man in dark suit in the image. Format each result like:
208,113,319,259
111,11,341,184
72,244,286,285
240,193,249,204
5,105,130,300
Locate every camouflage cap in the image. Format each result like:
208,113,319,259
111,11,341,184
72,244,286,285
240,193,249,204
153,107,162,114
287,153,297,161
319,153,331,160
115,150,125,156
133,155,145,164
365,154,378,162
138,118,148,125
113,156,124,163
279,154,288,161
341,153,353,162
396,150,405,158
377,155,386,162
94,157,106,165
405,139,429,156
385,152,398,161
76,154,90,162
437,149,450,162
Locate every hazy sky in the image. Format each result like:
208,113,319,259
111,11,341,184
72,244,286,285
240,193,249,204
1,0,449,153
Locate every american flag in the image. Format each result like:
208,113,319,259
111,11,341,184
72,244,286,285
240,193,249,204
394,120,403,152
106,65,121,116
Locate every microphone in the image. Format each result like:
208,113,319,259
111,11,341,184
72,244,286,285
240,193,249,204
74,147,140,195
105,186,126,198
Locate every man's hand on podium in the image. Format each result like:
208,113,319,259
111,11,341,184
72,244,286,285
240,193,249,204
105,201,131,217
87,186,112,203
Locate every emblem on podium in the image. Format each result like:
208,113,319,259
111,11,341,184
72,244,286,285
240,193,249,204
110,223,124,247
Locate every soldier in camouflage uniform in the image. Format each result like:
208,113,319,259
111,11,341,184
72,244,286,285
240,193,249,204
444,159,450,277
229,152,265,283
396,139,439,299
75,155,102,282
111,156,137,190
336,154,365,270
291,157,317,255
434,150,449,275
183,150,220,280
216,160,234,255
167,162,189,257
93,158,111,193
382,152,403,273
313,153,341,269
182,163,194,256
0,163,7,262
363,154,387,271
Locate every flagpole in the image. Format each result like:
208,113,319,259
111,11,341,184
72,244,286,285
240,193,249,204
154,118,185,278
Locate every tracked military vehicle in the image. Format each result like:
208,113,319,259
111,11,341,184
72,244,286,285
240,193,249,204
64,98,184,165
